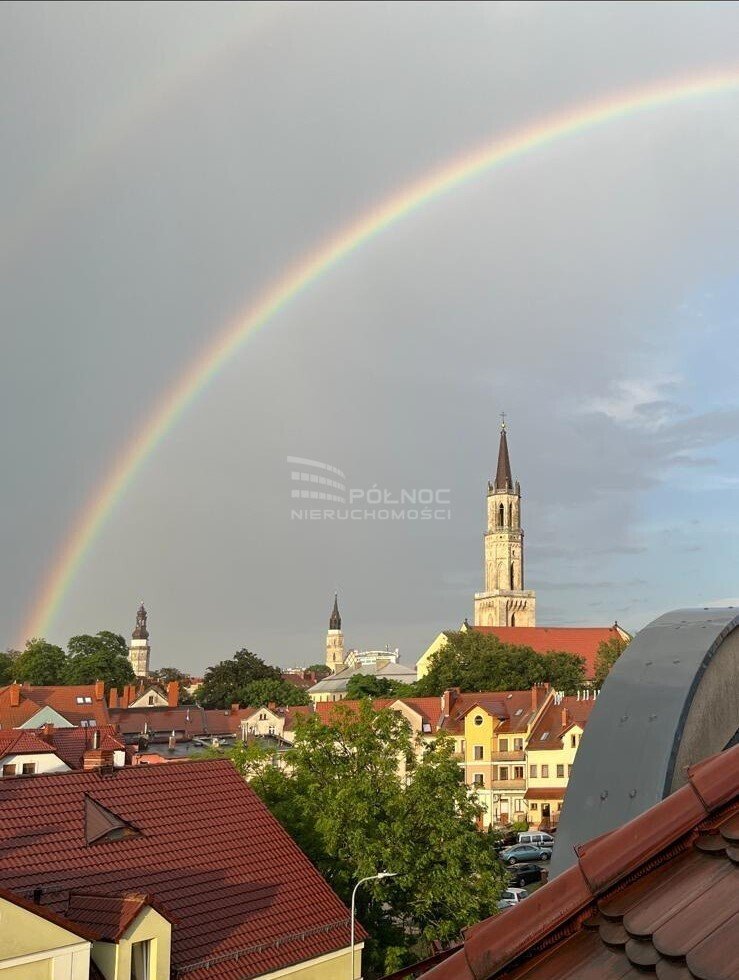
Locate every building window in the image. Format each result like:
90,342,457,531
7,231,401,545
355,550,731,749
131,940,151,980
268,725,275,736
498,738,508,751
529,764,537,778
498,766,509,780
2,764,16,777
473,715,484,726
22,763,36,775
473,745,484,760
571,734,577,748
568,764,573,776
514,737,523,751
530,802,538,811
541,764,549,778
148,695,155,705
473,774,484,787
556,764,565,779
513,766,524,780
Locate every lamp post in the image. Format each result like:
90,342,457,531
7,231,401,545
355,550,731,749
349,871,397,980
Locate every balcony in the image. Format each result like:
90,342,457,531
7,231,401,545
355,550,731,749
494,779,526,791
491,750,525,762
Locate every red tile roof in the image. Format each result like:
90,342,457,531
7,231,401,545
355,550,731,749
0,730,58,758
526,695,595,750
109,705,243,738
417,744,739,979
0,684,110,729
471,626,624,678
66,891,151,940
41,725,125,770
0,760,364,978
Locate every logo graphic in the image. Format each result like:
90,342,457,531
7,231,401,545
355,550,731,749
287,456,451,521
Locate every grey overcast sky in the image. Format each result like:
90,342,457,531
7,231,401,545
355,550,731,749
2,1,739,673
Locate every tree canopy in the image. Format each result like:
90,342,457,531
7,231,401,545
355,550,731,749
0,651,14,686
197,649,282,708
240,677,310,707
65,631,135,689
593,634,630,687
239,701,505,975
414,630,587,696
14,638,68,685
345,673,413,700
304,663,331,680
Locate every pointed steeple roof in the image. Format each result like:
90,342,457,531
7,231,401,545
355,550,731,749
329,593,341,631
494,419,513,490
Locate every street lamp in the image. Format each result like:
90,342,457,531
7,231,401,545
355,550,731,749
349,871,398,980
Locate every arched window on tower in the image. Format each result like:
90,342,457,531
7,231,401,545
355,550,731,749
508,503,513,527
510,563,515,589
499,503,505,527
511,613,516,627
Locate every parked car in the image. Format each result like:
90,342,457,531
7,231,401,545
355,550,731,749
507,863,544,887
492,831,518,852
499,844,551,865
517,832,555,847
496,887,527,909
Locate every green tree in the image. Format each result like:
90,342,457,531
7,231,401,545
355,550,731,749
65,631,135,690
541,650,588,694
414,631,586,696
345,674,398,699
197,649,281,708
240,702,505,975
239,678,310,707
593,634,630,688
14,638,67,685
304,663,331,680
0,651,16,686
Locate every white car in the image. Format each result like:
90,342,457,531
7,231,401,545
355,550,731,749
497,887,528,909
517,832,555,847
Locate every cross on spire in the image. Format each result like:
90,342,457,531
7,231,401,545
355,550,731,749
500,411,506,429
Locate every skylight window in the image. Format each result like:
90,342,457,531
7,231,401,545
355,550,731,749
84,697,92,704
76,697,85,704
515,708,523,716
540,732,549,740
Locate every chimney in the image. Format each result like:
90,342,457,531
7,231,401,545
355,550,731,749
92,729,101,750
41,722,55,744
561,706,569,727
94,679,105,702
267,701,277,711
83,748,114,770
441,688,460,717
531,682,551,712
167,681,179,708
231,703,239,716
120,686,130,709
9,682,20,708
109,688,119,709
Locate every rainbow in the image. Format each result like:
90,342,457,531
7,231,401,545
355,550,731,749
21,68,739,644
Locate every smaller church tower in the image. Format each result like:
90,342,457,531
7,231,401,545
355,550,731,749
325,593,345,673
128,601,151,679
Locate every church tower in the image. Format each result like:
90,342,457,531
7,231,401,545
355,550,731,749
325,593,345,673
474,420,536,627
128,601,151,678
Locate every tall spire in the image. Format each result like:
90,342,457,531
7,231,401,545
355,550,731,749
329,592,341,631
494,417,513,491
